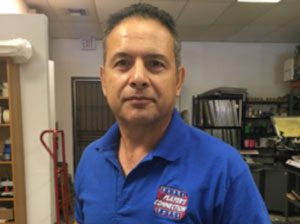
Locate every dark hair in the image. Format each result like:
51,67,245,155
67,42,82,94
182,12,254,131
102,3,181,68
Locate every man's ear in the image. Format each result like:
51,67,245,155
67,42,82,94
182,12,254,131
100,65,107,96
176,66,186,97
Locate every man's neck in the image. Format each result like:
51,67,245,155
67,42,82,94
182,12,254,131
117,115,172,176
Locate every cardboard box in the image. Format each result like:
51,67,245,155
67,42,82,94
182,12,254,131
0,207,13,220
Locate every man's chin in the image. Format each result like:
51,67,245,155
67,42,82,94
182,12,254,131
127,115,154,124
120,112,157,125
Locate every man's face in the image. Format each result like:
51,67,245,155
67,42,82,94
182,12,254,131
101,17,185,126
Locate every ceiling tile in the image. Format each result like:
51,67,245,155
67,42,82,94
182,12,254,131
95,0,140,23
197,25,244,41
48,0,98,22
25,0,300,43
48,0,95,9
188,0,235,2
287,16,300,26
261,25,300,42
62,22,103,39
177,25,210,41
228,25,278,42
213,2,275,25
281,0,300,3
25,0,60,22
177,1,232,25
141,0,187,20
251,3,300,26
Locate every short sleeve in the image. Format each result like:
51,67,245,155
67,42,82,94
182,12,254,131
74,194,83,224
74,153,85,224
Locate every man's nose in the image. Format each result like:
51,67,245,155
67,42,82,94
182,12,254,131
129,60,149,90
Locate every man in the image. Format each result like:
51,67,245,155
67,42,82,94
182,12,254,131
75,3,270,224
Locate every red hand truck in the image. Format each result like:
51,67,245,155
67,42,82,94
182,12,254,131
40,129,71,224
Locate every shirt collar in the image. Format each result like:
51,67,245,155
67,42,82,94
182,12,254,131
95,109,188,162
151,110,187,162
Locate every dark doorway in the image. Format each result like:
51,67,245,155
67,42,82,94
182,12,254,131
72,77,115,172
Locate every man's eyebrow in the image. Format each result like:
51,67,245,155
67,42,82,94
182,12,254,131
144,54,169,62
110,52,169,63
110,52,132,61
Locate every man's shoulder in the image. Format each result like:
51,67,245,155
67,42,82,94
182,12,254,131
85,137,105,151
186,125,238,155
75,136,117,182
81,122,120,157
81,136,116,160
184,125,247,173
76,138,104,171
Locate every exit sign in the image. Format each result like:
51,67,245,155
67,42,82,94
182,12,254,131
81,37,96,50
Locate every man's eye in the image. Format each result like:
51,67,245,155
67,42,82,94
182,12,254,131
149,60,163,67
147,60,165,70
115,59,132,69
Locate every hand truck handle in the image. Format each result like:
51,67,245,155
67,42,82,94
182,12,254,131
40,129,57,159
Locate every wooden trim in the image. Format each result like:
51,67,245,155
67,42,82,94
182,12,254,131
0,123,10,127
5,58,27,224
0,161,12,165
0,96,9,100
0,197,14,202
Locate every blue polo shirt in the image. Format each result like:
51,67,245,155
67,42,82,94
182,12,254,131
75,110,270,224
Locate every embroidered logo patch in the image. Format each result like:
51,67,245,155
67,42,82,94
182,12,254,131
154,186,188,221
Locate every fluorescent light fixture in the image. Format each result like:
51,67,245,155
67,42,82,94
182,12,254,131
238,0,281,3
0,0,28,13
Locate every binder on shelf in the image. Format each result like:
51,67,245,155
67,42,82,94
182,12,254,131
291,190,300,201
192,87,246,150
203,128,241,149
198,98,204,126
208,100,217,125
196,98,242,127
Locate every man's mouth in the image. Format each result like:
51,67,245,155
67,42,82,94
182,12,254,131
124,96,154,105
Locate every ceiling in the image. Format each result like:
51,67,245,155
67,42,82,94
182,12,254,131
24,0,300,43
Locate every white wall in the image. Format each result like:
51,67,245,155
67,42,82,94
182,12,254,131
180,42,295,122
0,14,52,224
50,39,103,175
51,39,297,176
